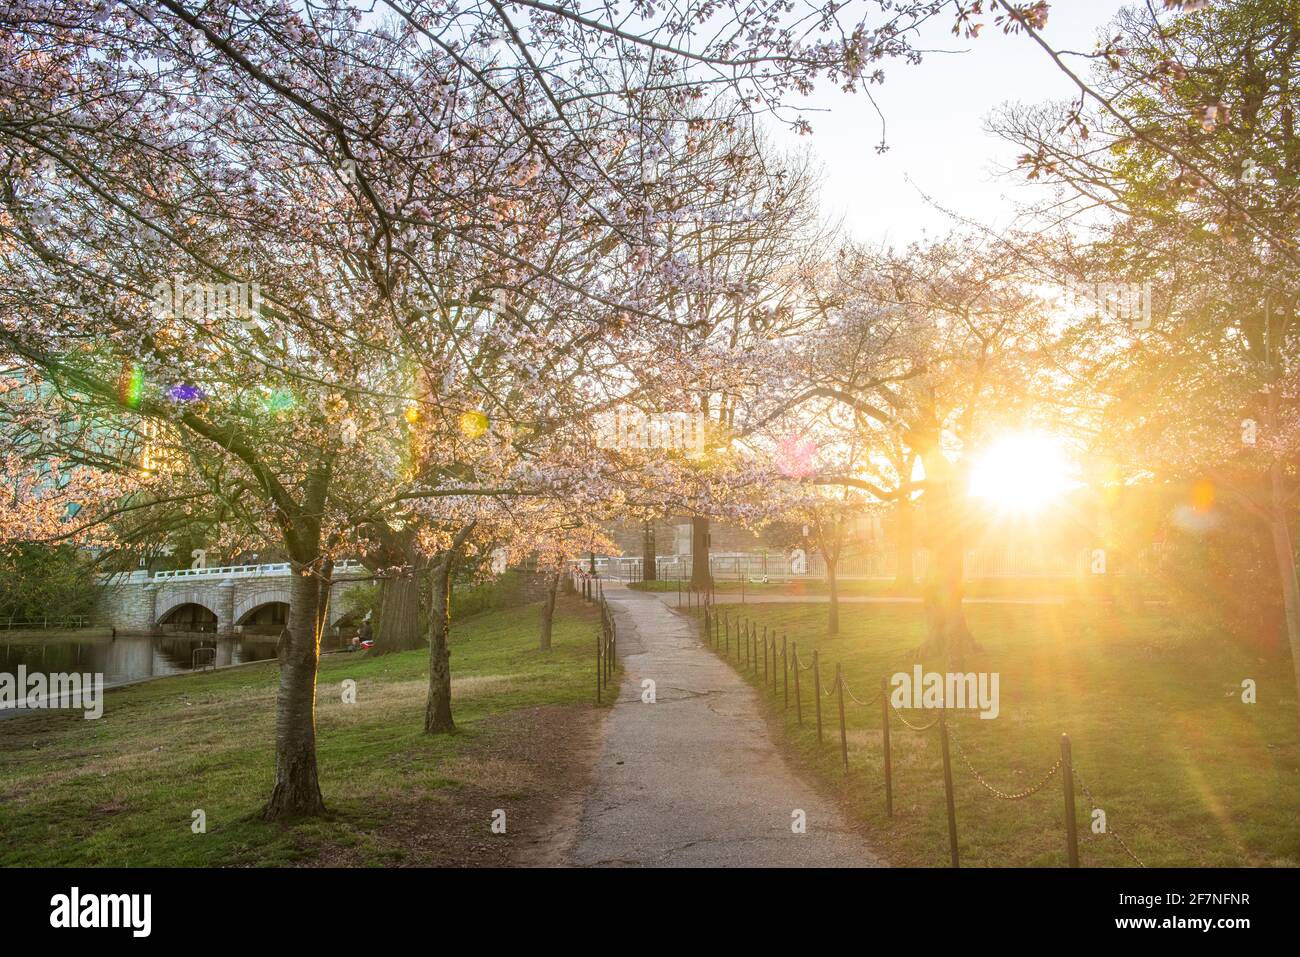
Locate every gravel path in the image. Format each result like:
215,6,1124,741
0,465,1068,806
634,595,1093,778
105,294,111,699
570,582,883,867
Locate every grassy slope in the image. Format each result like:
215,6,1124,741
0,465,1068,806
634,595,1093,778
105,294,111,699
697,601,1299,867
0,597,607,866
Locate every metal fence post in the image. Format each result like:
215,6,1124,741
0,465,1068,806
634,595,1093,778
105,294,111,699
836,663,848,771
881,676,893,818
768,629,776,690
813,649,823,744
1061,733,1080,867
793,643,802,724
939,710,959,868
782,634,788,709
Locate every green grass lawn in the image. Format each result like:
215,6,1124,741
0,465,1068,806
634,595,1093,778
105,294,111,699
632,576,1158,601
694,600,1299,867
0,597,610,866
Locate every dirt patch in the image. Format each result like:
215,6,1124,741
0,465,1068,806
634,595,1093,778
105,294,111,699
310,703,606,867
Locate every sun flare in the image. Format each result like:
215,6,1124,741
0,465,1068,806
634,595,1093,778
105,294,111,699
968,432,1076,513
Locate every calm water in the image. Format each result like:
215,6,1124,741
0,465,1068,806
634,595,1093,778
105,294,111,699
0,633,282,708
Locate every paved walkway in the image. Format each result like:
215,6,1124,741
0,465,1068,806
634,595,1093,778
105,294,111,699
570,583,882,867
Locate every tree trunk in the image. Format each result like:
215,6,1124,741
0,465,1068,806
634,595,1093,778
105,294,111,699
262,563,327,819
1265,321,1300,714
1269,460,1300,716
371,571,423,655
917,446,978,664
826,553,840,636
690,516,711,588
894,497,915,591
642,520,657,582
540,568,561,650
425,551,456,734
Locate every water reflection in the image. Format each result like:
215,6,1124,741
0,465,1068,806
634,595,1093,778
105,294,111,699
0,632,342,696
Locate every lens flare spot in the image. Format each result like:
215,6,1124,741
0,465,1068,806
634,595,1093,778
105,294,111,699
459,410,489,439
1190,479,1215,510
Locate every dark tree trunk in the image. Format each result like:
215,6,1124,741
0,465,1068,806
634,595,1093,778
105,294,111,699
425,551,456,734
540,569,561,650
263,563,328,819
371,570,424,655
642,520,657,582
690,516,711,588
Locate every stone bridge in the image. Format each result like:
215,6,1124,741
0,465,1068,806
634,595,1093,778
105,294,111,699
97,561,371,636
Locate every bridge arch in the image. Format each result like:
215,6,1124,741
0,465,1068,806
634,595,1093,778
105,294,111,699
234,587,292,624
155,595,220,625
234,584,362,630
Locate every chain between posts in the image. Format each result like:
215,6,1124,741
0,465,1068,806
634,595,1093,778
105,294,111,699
888,700,940,732
946,721,1062,801
841,676,881,707
1075,766,1147,867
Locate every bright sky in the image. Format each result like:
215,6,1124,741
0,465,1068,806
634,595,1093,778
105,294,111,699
765,0,1133,247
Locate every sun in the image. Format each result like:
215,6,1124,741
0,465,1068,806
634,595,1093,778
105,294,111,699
968,432,1076,513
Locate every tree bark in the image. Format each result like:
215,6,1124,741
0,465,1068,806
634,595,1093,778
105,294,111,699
425,550,456,734
642,520,657,582
690,516,711,588
1264,313,1300,715
1269,462,1300,717
371,570,424,655
540,568,561,650
262,563,328,819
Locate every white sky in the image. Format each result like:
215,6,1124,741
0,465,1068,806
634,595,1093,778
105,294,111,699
764,0,1133,247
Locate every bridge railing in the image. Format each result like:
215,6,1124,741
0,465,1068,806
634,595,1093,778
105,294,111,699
147,559,365,583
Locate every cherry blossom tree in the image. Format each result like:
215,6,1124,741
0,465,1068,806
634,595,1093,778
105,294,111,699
768,236,1062,661
992,0,1300,704
0,0,980,817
